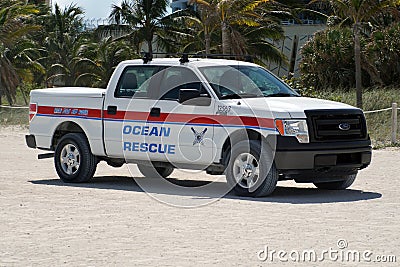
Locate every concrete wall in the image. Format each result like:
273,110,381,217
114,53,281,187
267,24,326,78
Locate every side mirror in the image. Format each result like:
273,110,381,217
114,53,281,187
179,89,211,106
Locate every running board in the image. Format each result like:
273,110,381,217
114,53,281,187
38,153,54,159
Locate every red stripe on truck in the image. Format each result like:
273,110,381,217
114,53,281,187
105,110,275,128
36,106,275,129
38,106,101,118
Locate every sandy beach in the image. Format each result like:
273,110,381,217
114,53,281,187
0,126,399,266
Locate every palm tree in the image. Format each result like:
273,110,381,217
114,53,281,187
188,0,287,63
38,4,95,87
199,0,284,54
46,34,98,87
109,0,167,54
233,23,286,64
188,0,219,54
312,0,400,108
0,0,39,105
83,37,138,88
8,39,45,104
109,0,197,55
180,18,221,54
46,3,84,42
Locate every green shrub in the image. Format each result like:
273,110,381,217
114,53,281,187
365,23,400,86
300,23,400,90
300,27,359,89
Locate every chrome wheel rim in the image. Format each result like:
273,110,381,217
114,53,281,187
233,153,260,189
60,144,80,175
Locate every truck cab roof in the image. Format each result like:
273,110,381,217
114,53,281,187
119,58,259,68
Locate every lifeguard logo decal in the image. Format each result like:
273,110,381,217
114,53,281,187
191,127,208,145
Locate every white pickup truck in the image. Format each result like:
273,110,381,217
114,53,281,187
26,57,371,197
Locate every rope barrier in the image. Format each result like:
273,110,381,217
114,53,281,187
0,105,29,109
364,107,392,114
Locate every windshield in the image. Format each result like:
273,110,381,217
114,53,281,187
198,65,298,99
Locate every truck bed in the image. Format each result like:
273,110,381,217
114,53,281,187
29,87,106,156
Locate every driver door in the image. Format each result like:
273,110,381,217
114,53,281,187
149,66,217,167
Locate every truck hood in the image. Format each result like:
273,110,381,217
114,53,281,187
228,97,358,118
31,87,106,98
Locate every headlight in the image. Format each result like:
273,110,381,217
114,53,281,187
275,119,309,143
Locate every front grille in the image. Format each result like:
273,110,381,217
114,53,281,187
305,109,368,142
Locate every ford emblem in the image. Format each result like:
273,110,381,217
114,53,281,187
338,122,351,131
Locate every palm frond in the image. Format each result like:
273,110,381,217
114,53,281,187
243,0,273,12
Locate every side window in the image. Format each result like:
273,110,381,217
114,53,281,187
115,66,162,98
157,67,202,101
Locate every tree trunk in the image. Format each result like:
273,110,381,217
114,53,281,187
20,85,28,105
5,87,13,106
205,30,211,54
0,77,3,106
148,40,153,55
0,68,15,106
354,24,363,109
221,21,231,54
147,34,153,55
203,9,211,55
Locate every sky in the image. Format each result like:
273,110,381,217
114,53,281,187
53,1,123,19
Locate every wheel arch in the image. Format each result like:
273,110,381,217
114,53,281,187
220,129,270,165
51,121,87,150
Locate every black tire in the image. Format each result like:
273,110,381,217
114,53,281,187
137,163,174,178
313,174,357,190
226,140,278,197
54,133,97,183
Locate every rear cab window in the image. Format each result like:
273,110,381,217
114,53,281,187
115,66,164,98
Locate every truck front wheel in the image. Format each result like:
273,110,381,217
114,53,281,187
313,174,357,190
226,140,278,197
137,164,174,178
54,133,97,183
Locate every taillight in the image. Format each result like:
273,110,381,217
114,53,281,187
29,103,37,121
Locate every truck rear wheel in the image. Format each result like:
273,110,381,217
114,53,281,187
226,140,278,197
137,163,174,178
54,133,97,183
313,174,357,190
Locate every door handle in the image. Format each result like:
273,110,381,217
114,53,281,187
150,107,161,117
107,105,117,115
